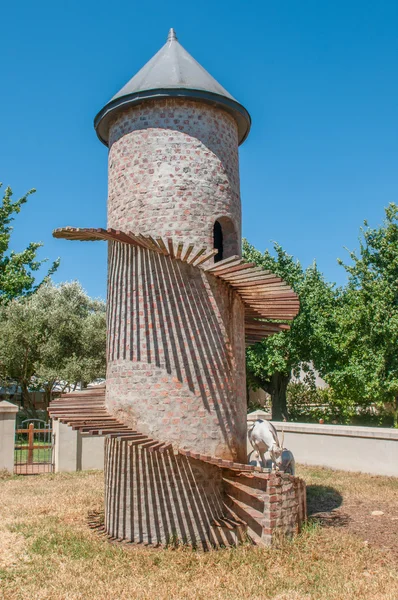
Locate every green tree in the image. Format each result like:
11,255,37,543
243,239,336,420
0,183,59,304
0,281,106,408
323,203,398,426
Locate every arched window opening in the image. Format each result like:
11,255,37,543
213,221,223,263
213,216,239,262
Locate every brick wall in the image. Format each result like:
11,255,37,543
106,242,247,461
104,437,225,547
107,98,241,251
105,97,247,462
104,438,307,548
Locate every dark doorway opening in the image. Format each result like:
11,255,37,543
213,220,223,263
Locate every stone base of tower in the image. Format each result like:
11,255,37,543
104,437,307,548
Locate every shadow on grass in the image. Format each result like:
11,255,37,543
307,485,351,528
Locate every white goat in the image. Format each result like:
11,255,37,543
248,419,284,471
281,449,295,475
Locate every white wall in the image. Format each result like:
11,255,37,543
0,401,18,473
54,417,398,477
53,420,104,472
247,419,398,477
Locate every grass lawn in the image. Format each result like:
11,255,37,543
0,466,397,600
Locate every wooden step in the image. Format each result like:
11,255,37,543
222,478,265,513
208,517,247,548
224,494,264,540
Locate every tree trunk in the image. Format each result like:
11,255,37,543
248,372,290,421
394,395,398,428
43,383,54,410
269,372,290,421
21,380,33,410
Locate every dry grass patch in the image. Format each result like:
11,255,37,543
297,464,398,505
0,469,397,600
297,465,398,558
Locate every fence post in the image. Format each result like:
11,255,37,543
27,422,34,465
0,401,18,473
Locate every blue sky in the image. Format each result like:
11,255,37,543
1,0,397,300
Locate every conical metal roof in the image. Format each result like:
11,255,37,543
94,29,251,146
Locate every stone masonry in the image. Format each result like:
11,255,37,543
52,30,306,548
105,99,247,462
108,99,241,250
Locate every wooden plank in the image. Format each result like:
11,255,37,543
187,247,206,264
245,322,290,331
128,437,152,446
167,238,175,258
140,440,159,448
148,442,168,453
106,433,141,440
219,267,266,280
49,400,106,404
50,397,105,402
182,244,195,262
193,249,218,266
50,405,111,416
71,423,118,430
176,242,184,260
242,301,300,309
57,395,106,399
241,281,292,289
246,306,299,312
245,300,299,307
49,406,106,411
240,293,298,300
159,443,173,453
140,234,159,252
50,398,105,403
204,255,241,272
250,315,298,320
245,325,284,332
68,419,116,425
90,428,130,435
147,236,163,253
241,291,298,299
78,424,126,432
236,284,292,294
211,262,256,277
107,228,134,245
54,392,105,398
54,410,108,416
228,276,284,287
127,232,151,249
156,237,169,255
245,314,295,321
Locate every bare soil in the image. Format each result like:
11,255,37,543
300,465,398,559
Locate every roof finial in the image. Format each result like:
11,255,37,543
167,28,177,42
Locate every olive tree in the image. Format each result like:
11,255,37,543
0,281,106,408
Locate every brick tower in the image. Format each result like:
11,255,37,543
96,28,251,462
51,30,305,548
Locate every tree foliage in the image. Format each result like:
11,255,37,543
0,184,59,304
243,239,336,420
0,281,106,408
321,203,398,425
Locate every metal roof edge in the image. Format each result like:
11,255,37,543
94,88,251,147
